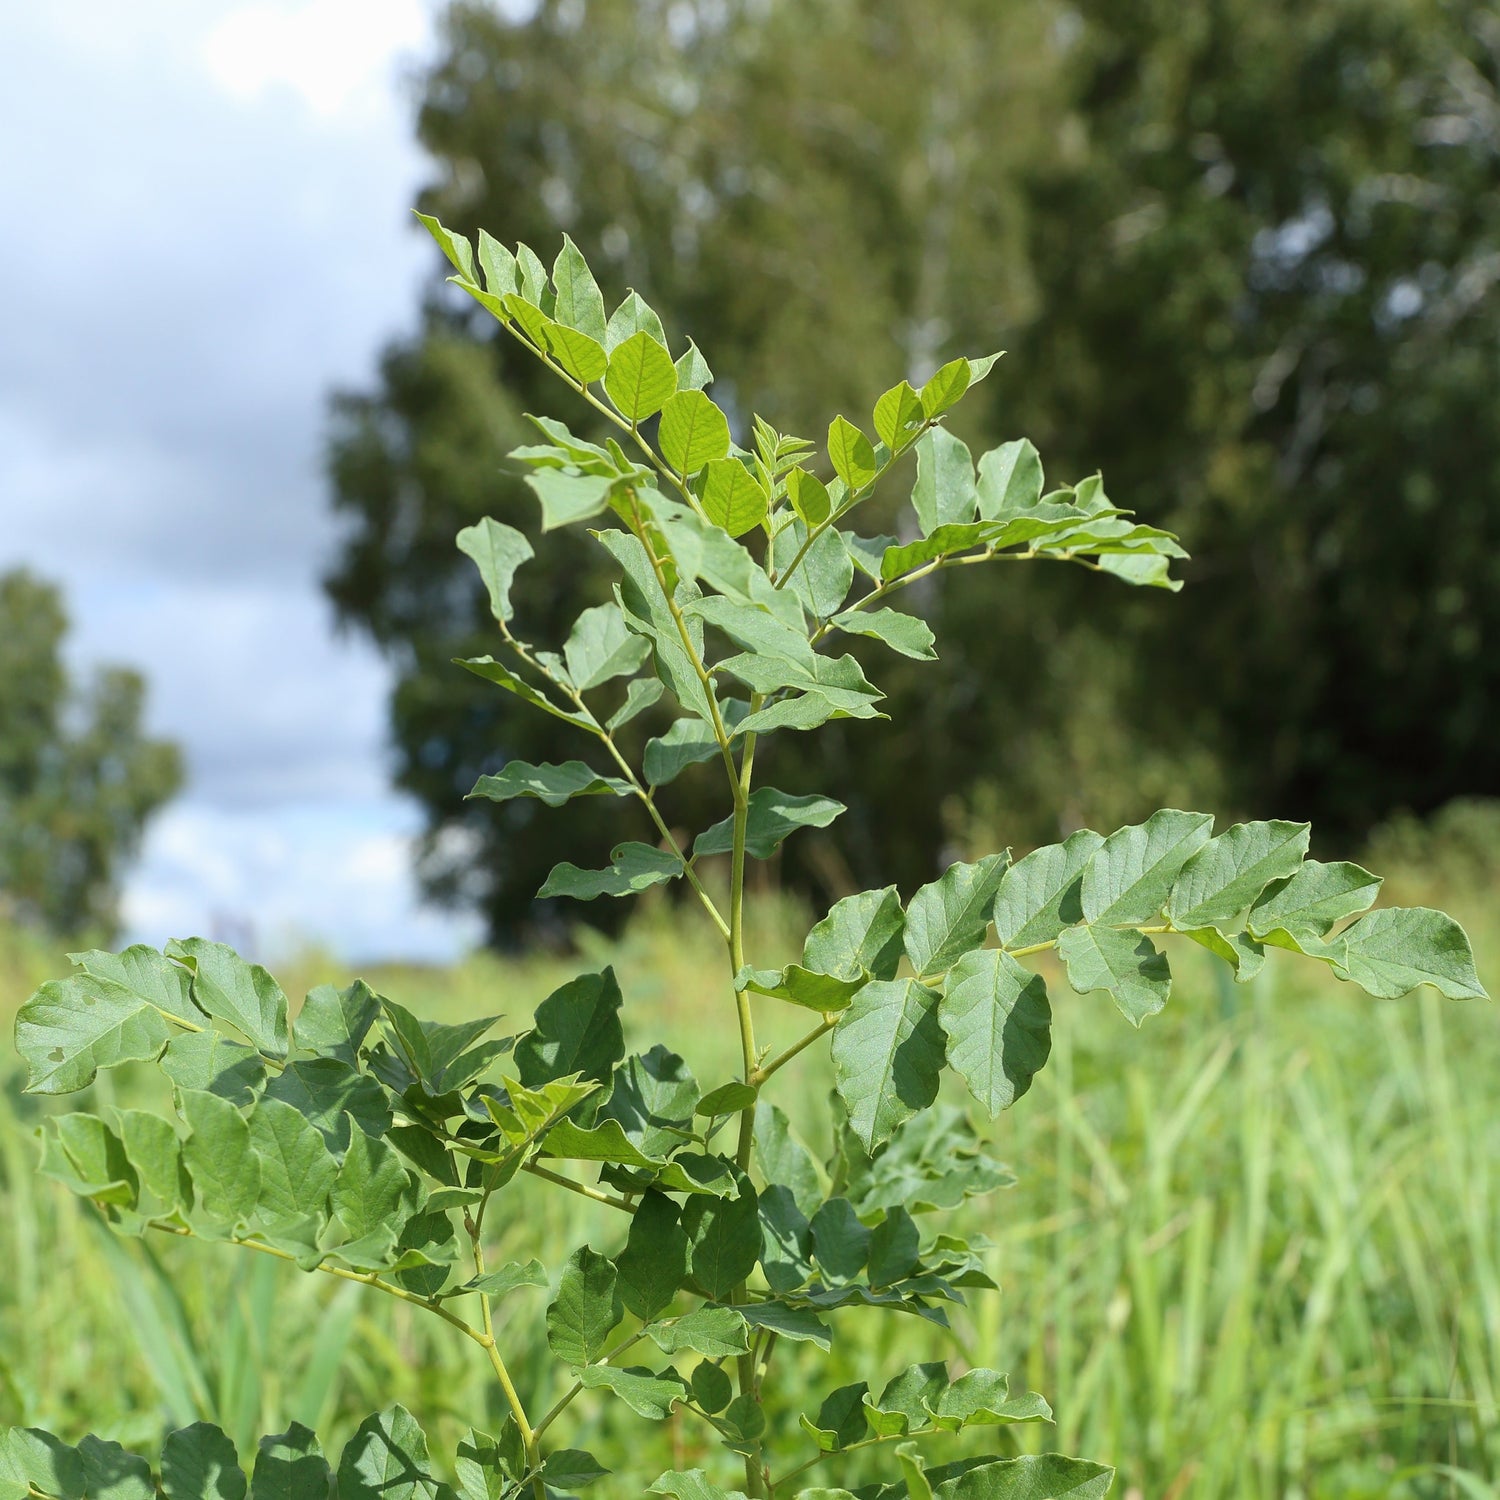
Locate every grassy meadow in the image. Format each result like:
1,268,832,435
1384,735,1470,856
1,855,1497,1498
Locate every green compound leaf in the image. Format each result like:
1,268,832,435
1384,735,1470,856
76,1435,154,1499
263,1058,391,1151
70,944,203,1025
800,1381,871,1452
864,1363,949,1436
754,1103,825,1217
116,1108,186,1210
605,329,678,420
911,428,977,534
832,980,946,1151
159,1030,265,1107
931,1454,1113,1499
1246,859,1382,944
1057,924,1172,1027
523,468,622,531
649,1469,749,1500
454,1425,521,1500
456,655,596,730
939,949,1052,1115
803,887,906,983
736,1301,832,1348
179,1089,261,1227
873,379,926,452
514,968,623,1089
1081,810,1215,926
476,230,518,298
992,830,1104,951
165,938,289,1058
616,1191,690,1320
659,390,731,475
330,1127,418,1243
551,235,607,343
694,788,846,860
541,1450,610,1490
691,1363,735,1416
295,980,379,1067
468,760,631,808
828,606,936,660
545,322,609,384
1166,820,1311,929
597,1044,699,1157
336,1408,444,1500
683,1181,762,1299
577,1365,690,1420
827,415,878,491
903,853,1010,977
15,972,172,1095
786,467,832,527
456,518,533,626
539,843,684,900
161,1423,247,1500
456,1259,548,1299
696,1081,759,1116
414,211,475,280
1333,906,1488,999
1,1428,85,1499
547,1246,623,1365
1182,925,1266,983
248,1098,338,1228
605,290,668,351
919,358,972,417
809,1197,871,1280
564,601,652,690
675,339,713,391
975,439,1044,518
737,964,866,1013
644,1306,751,1358
249,1424,332,1500
608,676,665,731
702,457,769,536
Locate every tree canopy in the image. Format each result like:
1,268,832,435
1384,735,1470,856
327,0,1500,943
0,569,183,938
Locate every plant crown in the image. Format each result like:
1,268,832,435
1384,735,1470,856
5,217,1489,1500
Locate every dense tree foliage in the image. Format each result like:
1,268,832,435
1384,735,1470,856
0,570,182,938
327,0,1500,942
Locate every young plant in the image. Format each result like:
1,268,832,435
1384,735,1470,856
5,219,1488,1500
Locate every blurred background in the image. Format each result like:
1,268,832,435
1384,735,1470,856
3,0,1500,1495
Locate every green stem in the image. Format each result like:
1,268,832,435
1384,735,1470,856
495,619,730,941
810,546,1106,647
769,1430,913,1492
146,1220,484,1343
522,1160,635,1214
471,1230,545,1499
495,314,708,520
750,1017,837,1087
532,1328,648,1440
772,425,935,592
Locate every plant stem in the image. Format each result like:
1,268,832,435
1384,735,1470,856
532,1328,648,1439
145,1220,484,1342
471,1231,545,1499
769,1430,913,1492
522,1160,635,1213
495,620,730,940
750,1017,837,1087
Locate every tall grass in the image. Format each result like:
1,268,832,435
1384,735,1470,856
0,883,1495,1496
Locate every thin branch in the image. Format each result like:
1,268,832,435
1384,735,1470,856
750,1017,837,1086
523,1161,636,1214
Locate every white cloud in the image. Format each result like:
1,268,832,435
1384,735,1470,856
0,0,486,962
202,0,430,118
123,798,486,964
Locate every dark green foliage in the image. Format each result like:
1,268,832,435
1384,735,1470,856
0,569,181,938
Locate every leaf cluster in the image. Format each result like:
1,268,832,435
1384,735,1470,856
9,224,1488,1500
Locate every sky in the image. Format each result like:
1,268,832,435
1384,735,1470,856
0,0,502,962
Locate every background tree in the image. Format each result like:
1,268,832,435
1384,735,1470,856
327,0,1500,943
0,569,183,938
